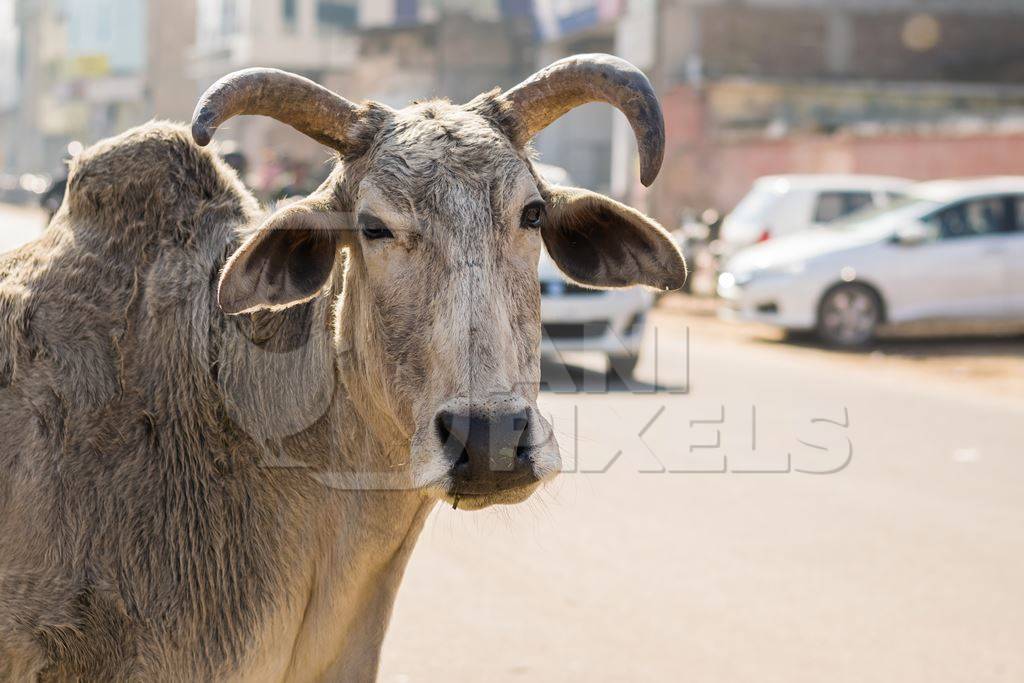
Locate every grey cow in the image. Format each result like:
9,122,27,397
0,55,685,680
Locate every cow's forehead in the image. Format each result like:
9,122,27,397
362,101,529,208
389,102,507,152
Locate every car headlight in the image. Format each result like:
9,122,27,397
720,270,759,288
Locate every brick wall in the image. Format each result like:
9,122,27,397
659,127,1024,221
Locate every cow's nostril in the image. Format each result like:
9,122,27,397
435,410,452,446
513,410,532,464
436,410,471,469
515,422,532,464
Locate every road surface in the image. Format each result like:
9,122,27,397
3,204,1021,681
379,312,1024,681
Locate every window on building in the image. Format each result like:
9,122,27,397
317,1,357,30
283,0,297,27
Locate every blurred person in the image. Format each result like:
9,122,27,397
39,152,74,224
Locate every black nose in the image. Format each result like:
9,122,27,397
435,407,536,494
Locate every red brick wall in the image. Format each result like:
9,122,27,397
648,86,709,222
651,85,1024,222
709,132,1024,211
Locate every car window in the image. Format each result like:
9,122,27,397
925,197,1010,239
1012,196,1024,232
813,191,874,223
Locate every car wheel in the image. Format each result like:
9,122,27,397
607,353,639,381
816,283,881,348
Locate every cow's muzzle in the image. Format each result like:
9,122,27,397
434,395,541,502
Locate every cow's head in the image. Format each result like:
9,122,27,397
193,54,686,510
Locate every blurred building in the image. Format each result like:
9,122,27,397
344,1,643,196
6,0,1024,222
4,0,196,176
148,0,197,122
530,0,629,196
353,0,535,106
7,0,65,174
0,0,18,172
188,0,363,194
187,0,540,197
649,0,1024,223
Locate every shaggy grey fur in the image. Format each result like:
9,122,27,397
0,86,683,679
0,123,419,680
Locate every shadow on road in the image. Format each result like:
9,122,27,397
763,329,1024,360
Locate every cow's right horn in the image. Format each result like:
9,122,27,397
191,68,363,151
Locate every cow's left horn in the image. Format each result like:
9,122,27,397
499,54,665,187
191,68,361,151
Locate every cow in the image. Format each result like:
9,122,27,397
0,54,685,680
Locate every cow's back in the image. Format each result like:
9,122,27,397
0,123,323,680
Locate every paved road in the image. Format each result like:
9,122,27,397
4,204,1021,681
380,313,1024,682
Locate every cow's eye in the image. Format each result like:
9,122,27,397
359,214,394,240
520,201,546,229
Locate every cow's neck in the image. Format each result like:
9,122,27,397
226,291,433,680
270,468,432,681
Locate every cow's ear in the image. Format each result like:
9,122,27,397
218,202,346,315
540,186,687,291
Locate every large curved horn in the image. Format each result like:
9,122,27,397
191,68,361,150
499,54,665,187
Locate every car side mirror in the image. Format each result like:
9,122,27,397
893,223,929,246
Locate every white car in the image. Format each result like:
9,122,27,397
719,174,911,255
534,162,653,378
539,249,652,378
718,177,1024,347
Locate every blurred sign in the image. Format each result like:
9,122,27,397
68,54,110,78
